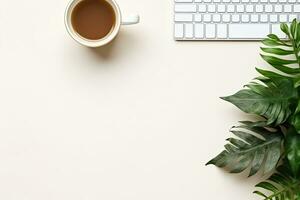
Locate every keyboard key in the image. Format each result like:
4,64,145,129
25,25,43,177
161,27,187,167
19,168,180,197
284,5,292,13
241,14,250,22
227,5,235,13
260,14,268,22
174,24,184,38
185,24,194,38
203,14,212,22
232,14,240,22
228,24,269,39
217,5,226,12
175,14,193,22
265,5,273,13
217,24,227,38
260,0,268,2
236,5,244,13
206,24,216,38
175,4,197,12
208,5,216,12
295,5,300,12
289,14,297,22
198,5,207,12
194,14,202,22
272,24,286,38
195,24,204,38
279,15,288,22
255,5,263,13
245,5,254,13
213,14,221,22
270,15,278,22
222,14,231,22
251,14,259,22
274,5,283,13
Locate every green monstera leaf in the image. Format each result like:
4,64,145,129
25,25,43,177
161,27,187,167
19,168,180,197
254,163,300,200
285,127,300,177
222,78,297,126
206,123,283,176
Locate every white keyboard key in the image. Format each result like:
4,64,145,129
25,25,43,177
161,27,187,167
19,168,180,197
232,14,240,22
232,0,239,2
270,15,278,22
213,0,221,2
274,5,283,13
241,14,249,22
289,0,296,2
260,0,268,2
270,0,277,2
206,24,216,38
194,0,202,2
279,15,288,22
222,14,231,22
175,14,193,22
198,5,207,12
265,5,273,13
203,0,212,2
251,14,259,22
236,5,244,13
255,5,263,13
227,5,235,13
260,14,268,22
284,5,292,13
213,14,221,22
217,24,227,38
194,14,202,22
174,24,184,38
251,0,259,2
185,24,194,38
195,24,204,38
175,4,197,12
217,5,226,12
222,0,230,2
272,24,286,38
279,0,287,2
208,5,216,12
203,14,212,22
295,5,300,12
289,14,297,22
242,0,250,2
228,24,269,39
246,5,254,13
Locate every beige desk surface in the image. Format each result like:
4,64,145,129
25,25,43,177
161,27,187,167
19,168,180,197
0,0,270,199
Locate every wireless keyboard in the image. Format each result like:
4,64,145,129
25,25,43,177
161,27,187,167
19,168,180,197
174,0,300,40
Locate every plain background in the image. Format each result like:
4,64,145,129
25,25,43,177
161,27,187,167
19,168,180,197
0,0,274,199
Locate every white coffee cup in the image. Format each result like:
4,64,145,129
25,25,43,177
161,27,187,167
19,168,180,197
65,0,140,47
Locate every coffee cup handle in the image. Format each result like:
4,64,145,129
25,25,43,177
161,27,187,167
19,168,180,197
121,14,140,25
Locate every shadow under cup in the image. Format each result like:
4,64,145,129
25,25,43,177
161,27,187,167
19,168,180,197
65,0,122,47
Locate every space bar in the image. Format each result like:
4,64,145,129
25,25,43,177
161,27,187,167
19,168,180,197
228,24,270,39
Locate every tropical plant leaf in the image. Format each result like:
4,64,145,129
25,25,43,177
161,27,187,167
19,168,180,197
222,78,297,125
254,163,300,200
259,21,300,77
206,123,283,176
285,127,300,177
